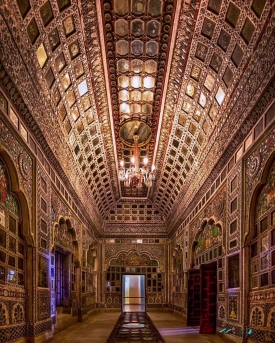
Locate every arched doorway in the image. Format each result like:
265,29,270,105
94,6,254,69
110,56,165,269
105,250,163,310
188,218,223,333
52,217,79,319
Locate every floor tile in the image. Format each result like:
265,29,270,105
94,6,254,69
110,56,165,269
50,311,224,343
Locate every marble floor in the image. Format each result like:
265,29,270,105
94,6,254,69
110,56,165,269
49,310,224,343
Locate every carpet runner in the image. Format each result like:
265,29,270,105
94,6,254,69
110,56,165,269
106,312,165,343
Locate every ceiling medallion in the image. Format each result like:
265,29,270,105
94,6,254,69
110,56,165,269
119,120,151,147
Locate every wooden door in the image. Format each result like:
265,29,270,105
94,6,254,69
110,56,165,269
200,262,217,334
187,269,201,326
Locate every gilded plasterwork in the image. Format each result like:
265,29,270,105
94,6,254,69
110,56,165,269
0,0,274,238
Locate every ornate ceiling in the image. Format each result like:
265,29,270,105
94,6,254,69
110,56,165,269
0,0,274,236
101,0,177,198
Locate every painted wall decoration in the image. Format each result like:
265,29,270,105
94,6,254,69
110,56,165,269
195,222,222,254
54,224,73,249
53,218,74,252
105,243,165,271
0,159,19,216
0,121,33,219
228,294,238,320
189,186,226,246
257,163,275,218
110,250,158,267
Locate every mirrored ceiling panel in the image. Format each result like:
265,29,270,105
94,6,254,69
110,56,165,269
103,0,175,197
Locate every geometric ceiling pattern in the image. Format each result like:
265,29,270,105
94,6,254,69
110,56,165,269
0,0,274,237
101,0,176,198
154,0,271,221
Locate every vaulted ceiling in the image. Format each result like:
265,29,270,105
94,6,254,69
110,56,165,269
0,0,274,237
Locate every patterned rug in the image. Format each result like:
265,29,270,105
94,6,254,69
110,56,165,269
106,312,165,343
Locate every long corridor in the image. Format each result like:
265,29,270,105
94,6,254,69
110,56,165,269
49,311,224,343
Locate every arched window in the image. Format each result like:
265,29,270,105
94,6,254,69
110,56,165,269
250,161,275,289
0,158,26,288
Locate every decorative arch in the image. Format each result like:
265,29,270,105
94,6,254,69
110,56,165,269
52,216,79,261
250,306,264,326
105,249,164,308
0,150,34,330
109,249,159,267
12,303,25,324
247,156,275,290
191,217,223,266
194,217,221,242
0,149,33,245
244,151,275,245
0,302,9,325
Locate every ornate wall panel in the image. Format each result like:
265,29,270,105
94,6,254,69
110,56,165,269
170,184,227,319
0,118,33,228
244,125,275,239
37,290,51,321
104,243,165,271
190,185,226,246
36,162,52,324
37,163,51,257
51,188,81,239
227,291,240,323
103,199,166,236
226,161,242,254
245,155,275,342
103,244,167,308
0,144,32,342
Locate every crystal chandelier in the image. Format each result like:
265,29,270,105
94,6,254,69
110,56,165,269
119,135,156,188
